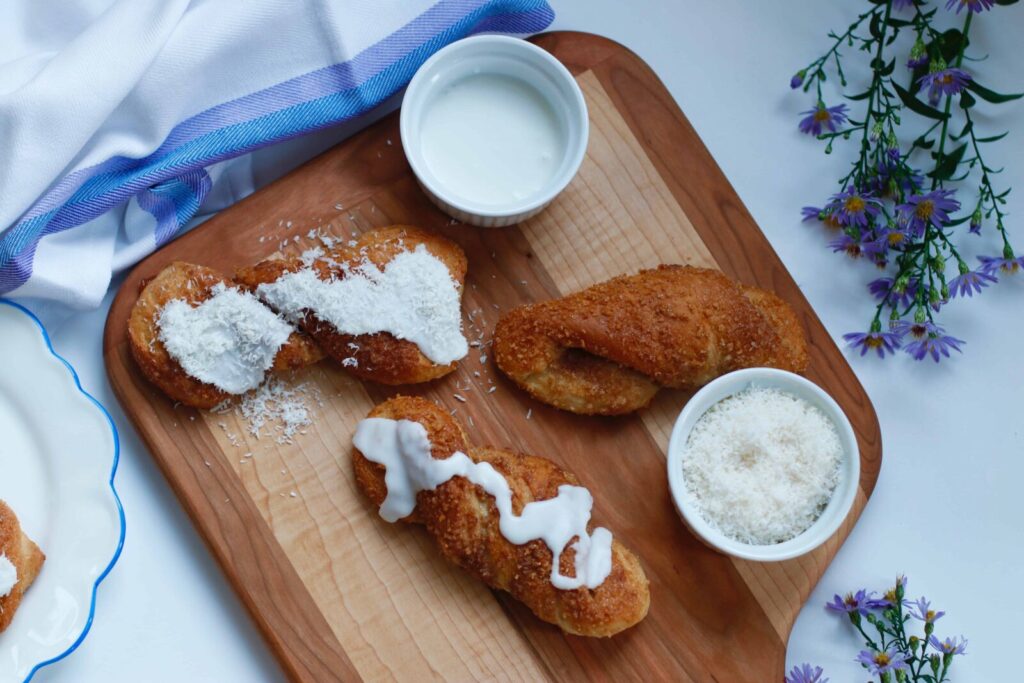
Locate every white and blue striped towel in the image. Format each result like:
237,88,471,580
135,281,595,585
0,0,554,309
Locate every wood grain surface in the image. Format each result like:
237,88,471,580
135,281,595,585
103,32,881,682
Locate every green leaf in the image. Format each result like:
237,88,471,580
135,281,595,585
894,81,949,121
966,80,1024,104
936,29,969,63
952,119,973,140
846,88,873,101
995,0,1019,5
886,17,912,28
977,131,1009,143
961,90,977,109
929,142,968,181
870,12,883,40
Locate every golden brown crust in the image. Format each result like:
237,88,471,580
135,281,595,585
493,265,810,415
235,226,468,385
128,261,323,409
0,500,45,633
352,396,650,637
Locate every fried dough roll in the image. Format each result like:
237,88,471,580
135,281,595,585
0,500,45,633
128,261,323,409
352,396,650,637
235,226,468,385
494,265,809,415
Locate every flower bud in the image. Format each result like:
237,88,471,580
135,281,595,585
894,275,909,293
932,255,946,273
941,283,950,300
895,576,906,600
929,288,941,306
908,38,928,69
849,610,862,628
895,670,908,683
970,208,982,233
880,671,892,683
914,306,927,323
870,121,884,141
930,654,941,675
925,620,935,637
909,635,920,654
930,56,948,74
958,260,970,275
791,70,806,89
886,132,899,154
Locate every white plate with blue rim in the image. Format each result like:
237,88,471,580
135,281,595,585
0,300,124,682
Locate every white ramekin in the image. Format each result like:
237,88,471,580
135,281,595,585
666,368,860,562
400,35,589,228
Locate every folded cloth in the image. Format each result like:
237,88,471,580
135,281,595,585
0,0,554,309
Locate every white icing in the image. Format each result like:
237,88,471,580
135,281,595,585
257,244,468,365
157,283,293,395
354,417,613,590
420,73,564,206
0,553,17,598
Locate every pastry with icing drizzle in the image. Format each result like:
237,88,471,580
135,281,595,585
351,396,650,637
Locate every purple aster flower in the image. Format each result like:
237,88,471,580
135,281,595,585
946,0,995,13
978,254,1024,276
892,319,938,340
785,663,829,683
905,330,965,362
843,330,902,358
919,67,972,104
909,597,946,623
948,268,997,297
897,189,960,236
869,278,916,309
929,635,968,655
827,188,882,228
855,648,910,675
826,589,880,615
828,234,863,259
799,103,849,136
802,206,823,222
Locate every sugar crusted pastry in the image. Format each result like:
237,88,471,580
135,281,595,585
128,261,323,409
352,396,650,637
0,500,45,633
235,226,469,385
493,265,810,415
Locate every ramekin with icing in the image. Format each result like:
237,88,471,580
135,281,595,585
401,35,589,227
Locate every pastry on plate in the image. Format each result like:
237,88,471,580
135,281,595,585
128,261,323,409
352,396,650,637
493,265,809,415
0,500,45,633
236,225,469,385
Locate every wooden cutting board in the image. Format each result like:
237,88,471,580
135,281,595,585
104,32,881,682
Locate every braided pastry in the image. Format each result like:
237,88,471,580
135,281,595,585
235,226,468,385
352,396,650,637
0,500,45,633
128,262,323,409
494,265,809,415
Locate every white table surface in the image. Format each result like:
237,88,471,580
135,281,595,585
25,1,1023,681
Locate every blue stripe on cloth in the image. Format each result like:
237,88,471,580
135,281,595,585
0,0,554,293
136,169,212,246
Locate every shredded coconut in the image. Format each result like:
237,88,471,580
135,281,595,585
238,377,316,444
680,386,842,545
157,284,293,394
256,243,468,365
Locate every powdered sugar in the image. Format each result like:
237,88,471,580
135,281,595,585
256,244,468,364
158,284,293,394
